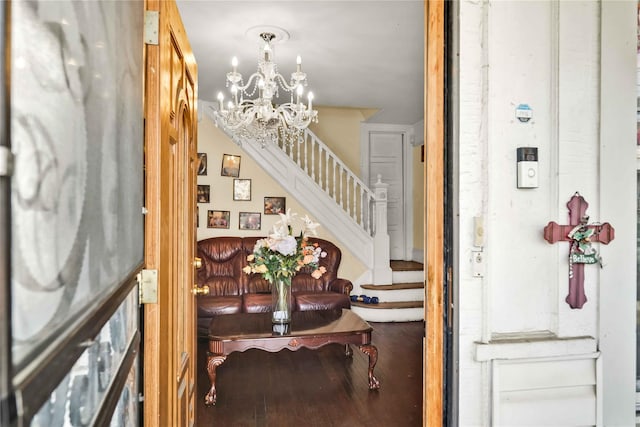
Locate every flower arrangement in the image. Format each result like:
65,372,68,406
242,209,327,285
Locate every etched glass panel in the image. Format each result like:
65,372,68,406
10,0,144,367
109,359,138,427
30,287,138,426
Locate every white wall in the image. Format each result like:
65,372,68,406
456,1,636,425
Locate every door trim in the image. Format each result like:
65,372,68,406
424,0,445,425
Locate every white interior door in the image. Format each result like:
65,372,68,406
368,131,405,260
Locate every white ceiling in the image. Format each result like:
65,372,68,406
176,1,425,125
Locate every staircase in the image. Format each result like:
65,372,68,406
351,261,424,322
202,102,424,322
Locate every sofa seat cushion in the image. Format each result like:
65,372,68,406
197,295,243,317
242,293,274,313
294,291,351,311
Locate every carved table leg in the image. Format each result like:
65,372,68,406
204,353,226,406
359,344,380,390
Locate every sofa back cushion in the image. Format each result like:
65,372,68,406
197,237,245,296
196,236,343,296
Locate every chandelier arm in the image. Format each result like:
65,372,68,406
273,74,298,92
233,72,263,93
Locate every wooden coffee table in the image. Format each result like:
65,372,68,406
204,308,380,406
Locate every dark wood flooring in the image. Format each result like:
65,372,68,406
389,260,424,272
196,321,423,426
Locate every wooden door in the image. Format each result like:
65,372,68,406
143,1,198,426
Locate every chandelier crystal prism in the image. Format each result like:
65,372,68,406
213,32,318,147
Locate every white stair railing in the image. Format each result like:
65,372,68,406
277,129,376,236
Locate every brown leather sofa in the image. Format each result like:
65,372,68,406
196,236,353,334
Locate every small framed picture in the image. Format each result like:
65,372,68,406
239,212,261,230
221,154,241,177
264,196,286,215
208,210,230,229
197,185,210,203
233,179,251,201
197,153,208,175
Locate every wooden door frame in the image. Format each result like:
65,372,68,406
424,0,445,426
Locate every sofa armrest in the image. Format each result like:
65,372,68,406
328,278,353,296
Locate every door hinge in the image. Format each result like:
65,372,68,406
137,269,158,304
144,11,159,45
0,146,13,177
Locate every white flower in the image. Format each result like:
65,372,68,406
269,223,289,240
271,235,297,256
277,208,296,228
301,215,320,236
253,239,268,253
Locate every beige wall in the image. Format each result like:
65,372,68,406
308,106,378,176
196,117,367,282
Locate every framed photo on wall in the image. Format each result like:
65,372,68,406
239,212,261,230
197,185,210,203
264,196,286,215
197,152,208,175
233,179,251,201
208,210,230,229
221,154,241,177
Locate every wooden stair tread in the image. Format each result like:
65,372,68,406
351,301,424,309
390,260,424,271
361,282,423,291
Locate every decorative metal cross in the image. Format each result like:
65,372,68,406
543,193,615,309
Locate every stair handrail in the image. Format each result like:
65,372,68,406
276,128,377,235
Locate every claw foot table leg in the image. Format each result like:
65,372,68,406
204,353,226,406
359,344,380,390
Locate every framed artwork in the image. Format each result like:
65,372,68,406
233,179,251,201
221,154,241,177
197,152,207,175
264,196,286,215
239,212,261,230
197,185,210,203
208,210,230,229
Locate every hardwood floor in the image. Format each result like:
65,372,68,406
196,321,423,426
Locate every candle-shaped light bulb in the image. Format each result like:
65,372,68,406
217,92,224,110
227,101,233,110
307,91,314,110
296,55,302,72
231,84,238,105
231,56,238,72
263,43,271,61
296,84,303,104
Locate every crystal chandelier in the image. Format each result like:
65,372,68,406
214,31,318,147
